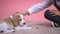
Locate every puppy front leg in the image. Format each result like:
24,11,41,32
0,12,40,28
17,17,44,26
0,22,10,33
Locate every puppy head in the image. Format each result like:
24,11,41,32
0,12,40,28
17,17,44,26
12,12,25,27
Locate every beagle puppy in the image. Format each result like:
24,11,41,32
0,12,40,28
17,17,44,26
0,12,25,33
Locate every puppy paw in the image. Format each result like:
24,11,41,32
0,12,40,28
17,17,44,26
15,26,21,30
3,29,15,33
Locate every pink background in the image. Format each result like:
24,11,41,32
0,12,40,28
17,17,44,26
0,0,56,22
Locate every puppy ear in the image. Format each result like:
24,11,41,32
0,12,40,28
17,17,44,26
9,15,13,19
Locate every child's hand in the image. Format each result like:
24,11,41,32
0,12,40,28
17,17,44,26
22,11,30,16
19,11,30,16
49,10,60,16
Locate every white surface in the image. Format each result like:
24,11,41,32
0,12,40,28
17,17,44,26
15,25,32,30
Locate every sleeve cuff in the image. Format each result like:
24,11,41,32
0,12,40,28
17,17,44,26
27,8,34,15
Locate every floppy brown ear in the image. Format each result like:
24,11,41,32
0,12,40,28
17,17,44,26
12,13,20,27
12,14,14,17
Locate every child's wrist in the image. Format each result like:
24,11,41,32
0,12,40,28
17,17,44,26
23,11,30,16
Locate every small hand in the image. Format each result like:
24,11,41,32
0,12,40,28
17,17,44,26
49,10,60,16
19,11,30,16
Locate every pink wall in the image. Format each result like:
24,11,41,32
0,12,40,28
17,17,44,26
0,0,56,22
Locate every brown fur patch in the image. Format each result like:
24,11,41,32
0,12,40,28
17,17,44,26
3,17,13,26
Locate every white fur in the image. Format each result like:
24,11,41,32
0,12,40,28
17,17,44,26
19,14,25,26
0,22,14,33
15,26,21,30
0,22,8,32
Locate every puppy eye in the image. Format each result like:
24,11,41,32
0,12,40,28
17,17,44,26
20,19,22,21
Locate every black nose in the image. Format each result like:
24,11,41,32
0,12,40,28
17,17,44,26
23,23,25,25
0,30,4,33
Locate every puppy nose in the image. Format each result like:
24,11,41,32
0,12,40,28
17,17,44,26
23,23,25,25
